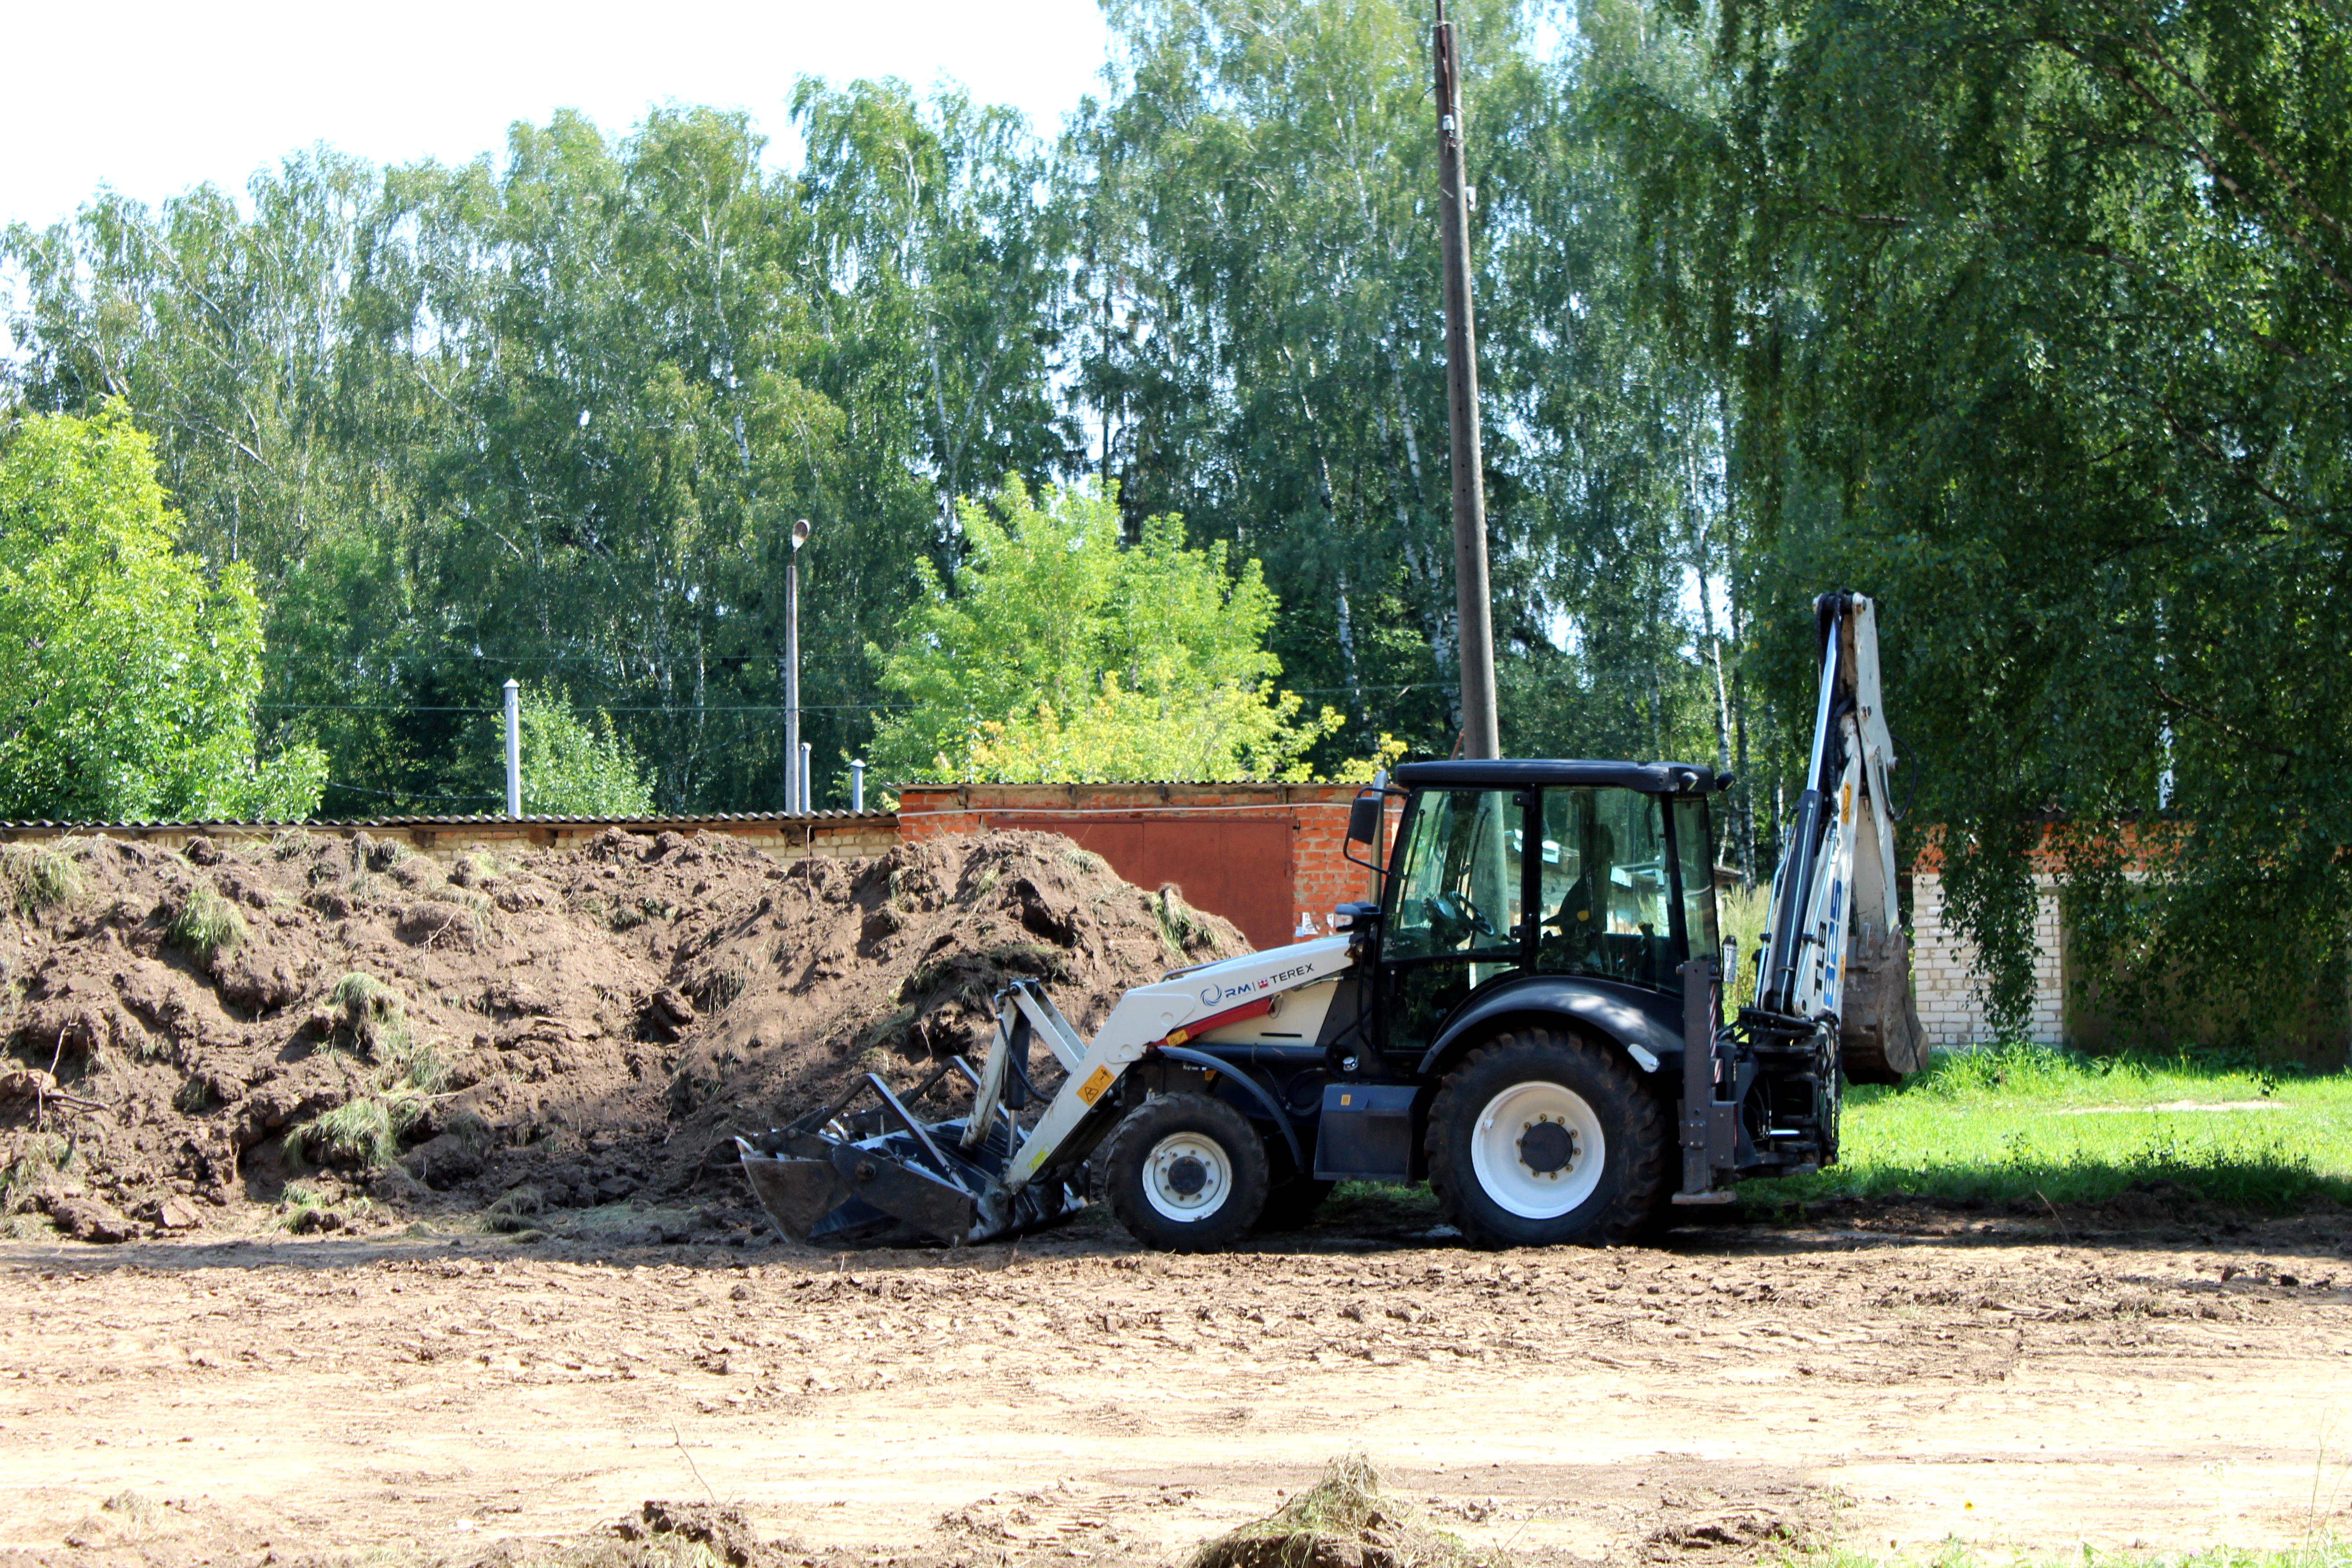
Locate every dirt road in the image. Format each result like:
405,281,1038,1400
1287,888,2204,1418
3,1206,2349,1568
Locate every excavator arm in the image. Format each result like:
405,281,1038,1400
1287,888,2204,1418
1755,593,1924,1078
1679,592,1925,1204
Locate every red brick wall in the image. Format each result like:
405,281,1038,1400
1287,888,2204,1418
897,782,1392,948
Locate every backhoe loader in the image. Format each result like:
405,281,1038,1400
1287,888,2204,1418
737,591,1926,1250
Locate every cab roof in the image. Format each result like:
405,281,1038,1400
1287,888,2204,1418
1392,759,1726,794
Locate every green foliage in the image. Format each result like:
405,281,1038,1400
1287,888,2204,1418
0,14,1742,819
165,882,246,959
2,98,1070,817
288,1098,405,1169
1608,0,2352,1036
870,479,1342,780
1744,1046,2352,1213
1716,884,1771,1010
505,686,656,818
0,843,81,914
0,408,326,823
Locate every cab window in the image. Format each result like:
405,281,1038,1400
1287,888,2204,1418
1384,789,1525,967
1533,787,1676,987
1673,796,1720,957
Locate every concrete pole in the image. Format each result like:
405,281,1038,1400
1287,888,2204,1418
786,519,809,813
502,678,522,818
1433,0,1500,760
850,759,866,813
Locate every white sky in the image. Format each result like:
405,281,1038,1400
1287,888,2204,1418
3,0,1114,230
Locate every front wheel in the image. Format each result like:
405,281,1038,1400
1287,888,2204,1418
1426,1028,1670,1248
1100,1092,1271,1252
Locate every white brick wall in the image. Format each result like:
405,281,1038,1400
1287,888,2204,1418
1910,871,2064,1046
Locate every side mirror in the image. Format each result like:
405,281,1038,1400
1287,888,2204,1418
1345,793,1382,847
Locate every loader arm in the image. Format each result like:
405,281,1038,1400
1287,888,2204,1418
739,937,1358,1246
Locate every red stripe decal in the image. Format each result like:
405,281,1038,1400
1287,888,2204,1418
1156,996,1274,1049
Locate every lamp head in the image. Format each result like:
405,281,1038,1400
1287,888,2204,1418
791,518,811,552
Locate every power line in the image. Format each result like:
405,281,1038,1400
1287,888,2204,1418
255,682,1450,716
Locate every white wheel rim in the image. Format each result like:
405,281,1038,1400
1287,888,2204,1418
1469,1080,1606,1220
1143,1132,1233,1223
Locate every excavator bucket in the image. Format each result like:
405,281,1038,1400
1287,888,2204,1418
1839,929,1927,1084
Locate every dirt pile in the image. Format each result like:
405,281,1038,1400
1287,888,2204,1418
1185,1455,1496,1568
0,827,1245,1242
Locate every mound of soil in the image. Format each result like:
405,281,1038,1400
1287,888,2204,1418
0,828,1244,1241
1184,1454,1492,1568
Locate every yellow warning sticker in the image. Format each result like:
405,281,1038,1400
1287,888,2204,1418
1077,1065,1115,1104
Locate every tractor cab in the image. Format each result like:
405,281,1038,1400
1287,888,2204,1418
1353,760,1727,1069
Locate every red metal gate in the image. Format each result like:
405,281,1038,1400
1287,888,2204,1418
982,812,1294,951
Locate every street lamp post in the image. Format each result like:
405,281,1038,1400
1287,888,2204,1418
786,519,810,813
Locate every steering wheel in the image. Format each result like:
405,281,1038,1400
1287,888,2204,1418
1420,890,1495,947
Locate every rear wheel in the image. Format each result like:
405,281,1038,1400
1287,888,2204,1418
1426,1028,1669,1248
1101,1092,1270,1252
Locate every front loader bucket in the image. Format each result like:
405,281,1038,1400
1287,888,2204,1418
735,1055,1081,1248
735,1151,855,1243
736,1131,982,1246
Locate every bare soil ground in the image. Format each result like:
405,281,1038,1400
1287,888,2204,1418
1,1200,2347,1568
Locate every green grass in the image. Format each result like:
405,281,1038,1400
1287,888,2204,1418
1720,882,1771,1003
1744,1044,2352,1215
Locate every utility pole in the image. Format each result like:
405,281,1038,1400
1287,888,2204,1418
1433,0,1499,760
786,519,809,813
502,678,522,818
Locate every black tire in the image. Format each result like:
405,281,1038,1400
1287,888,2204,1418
1101,1092,1272,1252
1254,1176,1336,1233
1425,1028,1670,1249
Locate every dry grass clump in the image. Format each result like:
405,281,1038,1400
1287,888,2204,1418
1155,883,1230,959
288,975,448,1169
1186,1455,1494,1568
288,1097,407,1168
165,882,245,957
328,972,409,1055
0,843,83,915
0,1132,73,1214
